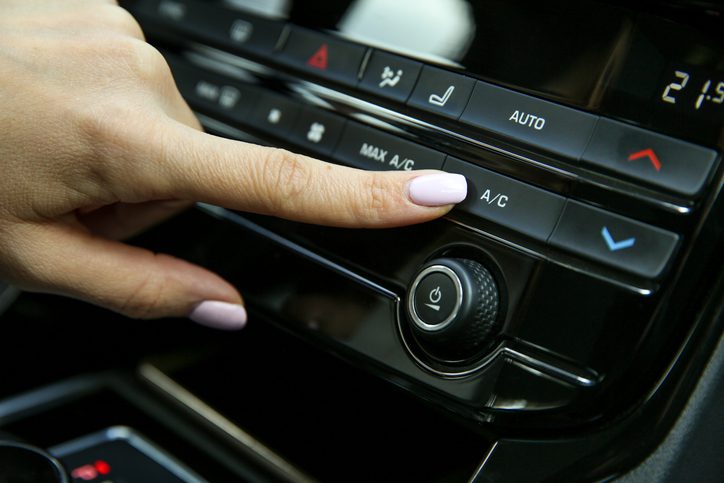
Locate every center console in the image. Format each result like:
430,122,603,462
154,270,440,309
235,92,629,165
1,0,722,481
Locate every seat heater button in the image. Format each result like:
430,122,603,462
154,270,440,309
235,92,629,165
460,81,598,160
549,201,679,278
444,157,566,242
407,65,476,120
333,123,445,171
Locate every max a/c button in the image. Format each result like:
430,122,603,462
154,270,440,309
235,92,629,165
333,123,445,171
549,201,679,278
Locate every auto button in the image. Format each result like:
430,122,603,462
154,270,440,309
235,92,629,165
460,81,598,160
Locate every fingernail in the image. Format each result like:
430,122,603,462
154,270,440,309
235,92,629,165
408,173,468,206
189,301,247,330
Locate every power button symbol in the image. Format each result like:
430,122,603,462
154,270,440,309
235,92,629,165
426,286,442,311
412,270,459,327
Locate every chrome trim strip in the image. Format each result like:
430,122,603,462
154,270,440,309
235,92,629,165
51,426,206,483
139,363,313,483
502,348,597,388
468,441,499,483
0,376,101,422
397,303,596,387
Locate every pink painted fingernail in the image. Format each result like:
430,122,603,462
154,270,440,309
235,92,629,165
408,173,468,206
189,301,247,330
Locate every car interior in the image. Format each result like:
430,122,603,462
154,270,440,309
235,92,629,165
0,0,722,481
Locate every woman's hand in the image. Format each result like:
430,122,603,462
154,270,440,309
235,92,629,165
0,0,466,329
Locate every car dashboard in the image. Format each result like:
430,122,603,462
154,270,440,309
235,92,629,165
0,0,722,481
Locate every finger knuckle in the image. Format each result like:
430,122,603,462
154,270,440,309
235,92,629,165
117,265,166,319
102,5,146,39
115,38,168,83
262,149,312,212
353,173,397,223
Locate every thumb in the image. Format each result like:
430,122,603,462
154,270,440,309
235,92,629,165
3,220,246,330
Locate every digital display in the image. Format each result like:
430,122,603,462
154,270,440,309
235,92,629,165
657,65,724,120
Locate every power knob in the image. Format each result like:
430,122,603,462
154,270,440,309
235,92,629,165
406,258,501,362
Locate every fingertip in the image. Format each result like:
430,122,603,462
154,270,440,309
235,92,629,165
407,173,468,207
189,300,247,330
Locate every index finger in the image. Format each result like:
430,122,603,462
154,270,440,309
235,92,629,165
119,120,467,228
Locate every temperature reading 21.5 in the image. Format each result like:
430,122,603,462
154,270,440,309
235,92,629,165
661,70,724,111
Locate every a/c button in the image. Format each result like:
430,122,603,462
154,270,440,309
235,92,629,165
444,157,566,242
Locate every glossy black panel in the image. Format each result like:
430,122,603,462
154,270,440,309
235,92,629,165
193,0,724,145
160,321,489,482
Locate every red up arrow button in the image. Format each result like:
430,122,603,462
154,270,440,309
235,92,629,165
627,148,662,172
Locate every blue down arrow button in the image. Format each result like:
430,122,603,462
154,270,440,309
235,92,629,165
601,226,636,252
549,200,679,278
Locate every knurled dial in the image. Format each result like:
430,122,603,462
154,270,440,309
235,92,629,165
406,258,500,362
